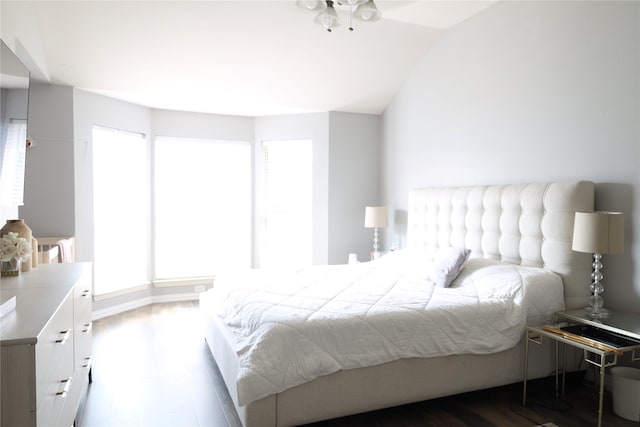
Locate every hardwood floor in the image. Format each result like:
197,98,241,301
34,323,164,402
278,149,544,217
78,302,638,427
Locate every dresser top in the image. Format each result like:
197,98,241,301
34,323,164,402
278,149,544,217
0,263,92,345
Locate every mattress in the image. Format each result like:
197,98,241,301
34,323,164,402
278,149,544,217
202,250,565,406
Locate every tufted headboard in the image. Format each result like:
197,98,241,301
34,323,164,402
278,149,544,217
407,181,595,309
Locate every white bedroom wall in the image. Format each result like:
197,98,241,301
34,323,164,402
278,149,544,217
328,112,380,264
20,83,75,237
151,109,254,142
380,1,640,312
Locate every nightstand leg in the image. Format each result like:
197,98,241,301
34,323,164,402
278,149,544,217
555,340,560,397
562,342,567,396
597,360,605,427
523,333,530,405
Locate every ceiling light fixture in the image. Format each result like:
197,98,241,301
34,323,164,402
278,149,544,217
297,0,382,32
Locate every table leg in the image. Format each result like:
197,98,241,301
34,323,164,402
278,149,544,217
597,358,605,427
523,332,530,406
562,341,567,397
555,339,559,397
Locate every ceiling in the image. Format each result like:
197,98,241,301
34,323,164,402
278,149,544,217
29,1,496,117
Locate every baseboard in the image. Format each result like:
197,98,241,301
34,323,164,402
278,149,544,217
91,292,199,320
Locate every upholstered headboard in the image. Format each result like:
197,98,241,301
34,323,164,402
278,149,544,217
407,181,594,309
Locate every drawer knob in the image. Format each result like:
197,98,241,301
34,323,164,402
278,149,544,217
56,329,71,344
56,377,73,398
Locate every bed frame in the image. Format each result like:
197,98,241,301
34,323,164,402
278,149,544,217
201,180,595,427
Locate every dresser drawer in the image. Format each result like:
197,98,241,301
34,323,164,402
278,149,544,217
35,293,74,409
1,344,37,426
36,351,73,427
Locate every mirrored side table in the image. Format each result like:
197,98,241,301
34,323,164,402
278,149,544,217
523,309,640,427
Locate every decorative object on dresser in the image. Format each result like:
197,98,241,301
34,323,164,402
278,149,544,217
0,219,33,272
0,231,32,276
364,205,387,259
0,263,93,426
571,211,624,318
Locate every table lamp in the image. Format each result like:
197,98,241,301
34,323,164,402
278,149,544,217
572,211,624,318
365,206,387,259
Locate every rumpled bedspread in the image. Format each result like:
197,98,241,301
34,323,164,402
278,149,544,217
209,251,564,405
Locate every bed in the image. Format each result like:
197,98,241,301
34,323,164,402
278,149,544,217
200,180,595,427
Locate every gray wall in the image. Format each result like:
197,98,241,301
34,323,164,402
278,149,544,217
380,1,640,312
20,83,75,237
328,112,380,264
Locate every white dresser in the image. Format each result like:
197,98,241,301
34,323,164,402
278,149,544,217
0,263,93,427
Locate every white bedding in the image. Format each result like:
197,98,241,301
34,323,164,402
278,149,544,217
207,251,565,406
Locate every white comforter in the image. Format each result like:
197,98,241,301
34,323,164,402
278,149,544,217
209,251,565,406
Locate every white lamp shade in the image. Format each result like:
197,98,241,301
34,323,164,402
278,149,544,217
572,211,624,254
364,206,387,228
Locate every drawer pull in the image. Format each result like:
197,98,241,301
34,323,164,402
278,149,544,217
82,322,92,333
81,290,91,297
56,377,72,397
82,356,92,368
56,329,71,344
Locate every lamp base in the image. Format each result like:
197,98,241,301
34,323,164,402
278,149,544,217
585,306,610,319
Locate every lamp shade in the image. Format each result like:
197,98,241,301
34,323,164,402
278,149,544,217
364,206,387,228
572,211,624,254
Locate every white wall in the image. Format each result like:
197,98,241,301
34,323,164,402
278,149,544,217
151,109,254,141
20,83,75,237
0,2,50,81
328,112,380,264
381,1,640,312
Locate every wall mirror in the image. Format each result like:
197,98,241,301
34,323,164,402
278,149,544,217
0,39,30,207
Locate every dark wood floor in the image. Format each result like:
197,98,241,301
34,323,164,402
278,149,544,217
78,301,638,427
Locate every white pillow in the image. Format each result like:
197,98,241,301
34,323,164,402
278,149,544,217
429,246,471,287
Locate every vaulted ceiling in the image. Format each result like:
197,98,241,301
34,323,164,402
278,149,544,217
28,1,496,116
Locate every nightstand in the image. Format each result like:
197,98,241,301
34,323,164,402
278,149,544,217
523,309,640,427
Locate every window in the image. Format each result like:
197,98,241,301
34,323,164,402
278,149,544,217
261,139,312,268
154,137,251,279
92,126,149,296
0,118,27,206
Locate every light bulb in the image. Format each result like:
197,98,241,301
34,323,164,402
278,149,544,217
315,2,340,31
296,0,326,11
354,0,381,22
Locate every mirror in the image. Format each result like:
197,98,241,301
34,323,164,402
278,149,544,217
0,39,30,206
